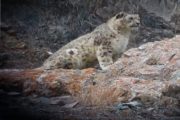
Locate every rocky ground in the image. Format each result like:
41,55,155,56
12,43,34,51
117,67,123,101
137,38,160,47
0,36,180,120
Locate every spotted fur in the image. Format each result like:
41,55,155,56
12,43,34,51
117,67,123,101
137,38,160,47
43,12,140,70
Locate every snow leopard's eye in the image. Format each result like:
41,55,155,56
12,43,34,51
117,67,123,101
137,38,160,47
129,17,133,20
116,12,125,19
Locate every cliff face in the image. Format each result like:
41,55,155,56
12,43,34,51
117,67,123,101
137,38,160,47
1,0,180,68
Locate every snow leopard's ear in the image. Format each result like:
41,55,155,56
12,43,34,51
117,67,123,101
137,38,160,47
116,12,125,19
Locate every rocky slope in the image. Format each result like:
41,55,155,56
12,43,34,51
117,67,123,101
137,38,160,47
0,35,179,120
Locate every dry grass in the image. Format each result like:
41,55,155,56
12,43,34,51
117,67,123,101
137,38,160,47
79,83,129,106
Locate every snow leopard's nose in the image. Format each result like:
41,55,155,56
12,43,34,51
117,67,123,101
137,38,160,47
135,22,140,26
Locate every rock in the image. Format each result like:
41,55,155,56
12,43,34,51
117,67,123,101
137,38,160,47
62,101,79,108
0,22,11,31
7,92,21,96
15,42,27,49
171,70,180,81
139,6,172,29
80,35,180,105
7,29,16,36
39,97,50,104
146,107,154,111
116,101,142,110
49,95,74,105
